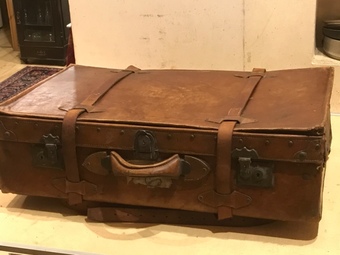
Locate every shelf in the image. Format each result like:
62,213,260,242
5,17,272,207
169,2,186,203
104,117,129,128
23,40,55,43
23,23,53,27
312,48,340,66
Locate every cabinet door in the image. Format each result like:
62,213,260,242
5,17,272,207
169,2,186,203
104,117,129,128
13,0,64,46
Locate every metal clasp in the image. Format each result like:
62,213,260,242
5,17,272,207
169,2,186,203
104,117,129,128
134,130,158,160
43,134,60,164
232,147,274,188
33,134,63,169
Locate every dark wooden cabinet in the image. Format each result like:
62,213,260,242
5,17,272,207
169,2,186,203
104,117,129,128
13,0,70,65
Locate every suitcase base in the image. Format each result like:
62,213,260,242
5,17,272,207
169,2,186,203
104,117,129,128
62,200,273,227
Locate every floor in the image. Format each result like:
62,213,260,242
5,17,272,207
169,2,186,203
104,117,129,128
0,26,63,82
0,27,26,82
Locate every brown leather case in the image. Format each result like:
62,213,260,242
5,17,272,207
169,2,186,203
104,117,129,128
0,65,333,224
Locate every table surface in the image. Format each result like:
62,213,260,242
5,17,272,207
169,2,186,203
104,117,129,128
1,117,340,255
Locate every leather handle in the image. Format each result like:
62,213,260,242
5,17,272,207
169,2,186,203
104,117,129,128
110,151,182,178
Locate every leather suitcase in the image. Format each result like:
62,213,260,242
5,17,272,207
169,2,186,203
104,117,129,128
0,65,333,225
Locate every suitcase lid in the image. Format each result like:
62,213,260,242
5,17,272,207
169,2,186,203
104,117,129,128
0,65,333,135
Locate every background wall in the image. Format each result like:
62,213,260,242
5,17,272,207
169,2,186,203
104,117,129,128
69,0,317,71
244,1,316,70
69,0,340,112
69,0,244,70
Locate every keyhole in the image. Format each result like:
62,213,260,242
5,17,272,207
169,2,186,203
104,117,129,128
139,136,151,150
254,170,263,181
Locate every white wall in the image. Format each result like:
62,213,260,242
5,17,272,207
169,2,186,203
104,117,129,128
69,0,318,71
244,1,317,70
69,0,244,70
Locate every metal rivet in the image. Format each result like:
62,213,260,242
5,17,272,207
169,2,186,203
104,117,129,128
75,126,79,131
288,141,294,147
120,130,125,135
14,121,18,126
4,131,10,137
190,134,195,140
97,127,101,132
34,123,39,128
299,151,307,161
198,195,203,200
167,134,172,139
315,144,321,150
238,139,243,144
265,139,270,145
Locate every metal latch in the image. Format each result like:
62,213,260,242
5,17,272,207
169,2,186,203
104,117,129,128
134,130,159,160
232,147,274,188
33,134,63,169
43,134,59,164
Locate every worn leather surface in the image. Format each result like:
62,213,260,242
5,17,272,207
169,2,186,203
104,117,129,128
0,65,333,223
0,65,333,134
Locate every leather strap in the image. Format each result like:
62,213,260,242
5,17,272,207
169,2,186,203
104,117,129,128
62,108,86,205
61,66,139,205
201,68,266,220
87,206,271,227
79,66,139,107
228,68,266,116
215,121,237,219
